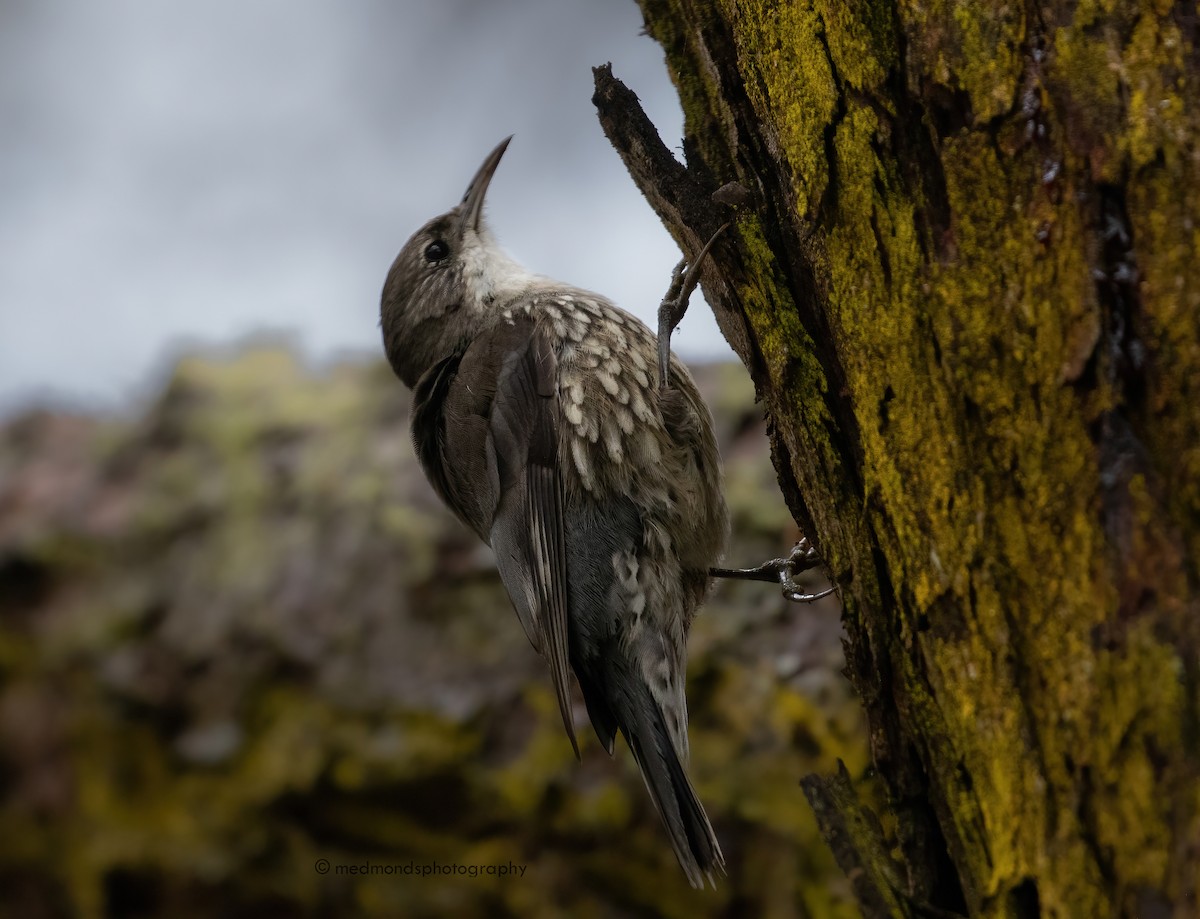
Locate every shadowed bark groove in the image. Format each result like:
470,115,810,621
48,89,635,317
597,1,1200,916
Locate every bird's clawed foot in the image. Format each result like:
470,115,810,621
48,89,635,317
709,537,836,603
657,223,730,390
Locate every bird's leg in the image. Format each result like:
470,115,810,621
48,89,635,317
710,536,836,603
657,261,687,390
658,223,730,389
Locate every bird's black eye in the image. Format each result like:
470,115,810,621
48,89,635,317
424,240,449,263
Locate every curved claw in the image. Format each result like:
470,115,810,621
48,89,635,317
781,581,836,603
778,537,835,603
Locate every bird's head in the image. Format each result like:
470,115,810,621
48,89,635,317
380,136,518,387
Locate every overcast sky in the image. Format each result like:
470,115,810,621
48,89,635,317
0,0,733,419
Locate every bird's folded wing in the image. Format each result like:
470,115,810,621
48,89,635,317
415,318,578,757
487,321,577,757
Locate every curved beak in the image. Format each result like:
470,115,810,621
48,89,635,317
459,136,512,234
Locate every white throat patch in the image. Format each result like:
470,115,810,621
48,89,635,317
460,231,554,308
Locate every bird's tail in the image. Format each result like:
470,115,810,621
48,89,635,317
617,683,724,888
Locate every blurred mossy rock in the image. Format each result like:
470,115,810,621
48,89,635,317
0,346,868,918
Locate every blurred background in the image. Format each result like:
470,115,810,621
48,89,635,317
0,2,870,916
0,0,729,419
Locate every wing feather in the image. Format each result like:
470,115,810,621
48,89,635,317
488,322,577,757
413,318,577,757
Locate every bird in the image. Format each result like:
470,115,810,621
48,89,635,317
379,136,727,887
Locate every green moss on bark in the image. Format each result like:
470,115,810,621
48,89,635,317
636,0,1200,915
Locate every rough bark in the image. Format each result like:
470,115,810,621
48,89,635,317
596,2,1200,916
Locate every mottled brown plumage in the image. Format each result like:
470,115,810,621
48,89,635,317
380,138,728,886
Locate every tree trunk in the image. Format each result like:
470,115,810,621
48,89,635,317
594,2,1200,916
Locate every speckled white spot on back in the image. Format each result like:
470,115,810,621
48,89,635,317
570,435,594,489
